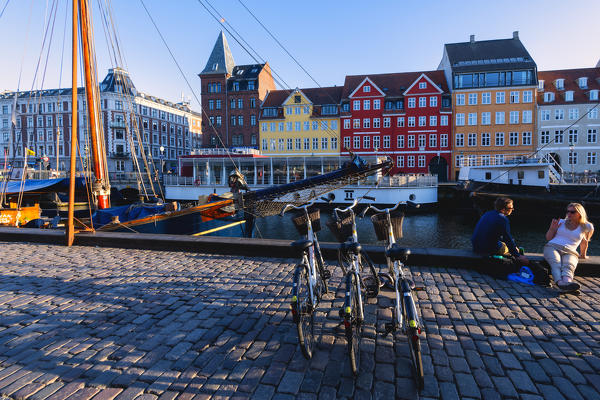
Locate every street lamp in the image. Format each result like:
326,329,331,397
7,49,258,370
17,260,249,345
159,145,165,178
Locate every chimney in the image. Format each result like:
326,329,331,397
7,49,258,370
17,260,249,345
513,31,519,39
470,35,475,43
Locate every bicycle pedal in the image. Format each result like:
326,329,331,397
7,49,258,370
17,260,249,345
384,322,395,334
322,269,331,280
412,286,425,291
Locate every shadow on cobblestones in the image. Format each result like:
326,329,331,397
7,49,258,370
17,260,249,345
0,242,600,399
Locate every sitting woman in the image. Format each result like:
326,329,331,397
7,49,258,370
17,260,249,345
543,203,594,291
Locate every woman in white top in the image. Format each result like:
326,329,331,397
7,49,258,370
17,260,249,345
543,203,594,291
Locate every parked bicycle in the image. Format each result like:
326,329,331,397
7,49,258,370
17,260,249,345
362,199,424,389
328,197,380,376
281,200,330,359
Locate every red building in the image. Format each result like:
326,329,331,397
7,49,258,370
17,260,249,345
340,71,452,180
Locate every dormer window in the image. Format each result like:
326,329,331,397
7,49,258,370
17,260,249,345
363,85,371,93
538,80,544,90
419,82,427,89
590,90,599,101
555,79,565,90
544,92,555,102
578,77,588,89
565,91,574,102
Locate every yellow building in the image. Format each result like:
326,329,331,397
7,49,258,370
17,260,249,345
439,32,538,179
259,87,342,156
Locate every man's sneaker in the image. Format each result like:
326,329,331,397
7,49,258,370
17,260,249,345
558,281,580,292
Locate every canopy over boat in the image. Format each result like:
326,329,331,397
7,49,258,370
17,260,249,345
1,178,87,195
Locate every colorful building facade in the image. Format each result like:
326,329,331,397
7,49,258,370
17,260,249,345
439,32,538,180
340,71,452,179
259,87,342,157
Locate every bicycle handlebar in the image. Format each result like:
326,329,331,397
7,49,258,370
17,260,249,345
279,200,317,216
360,199,420,217
333,199,358,219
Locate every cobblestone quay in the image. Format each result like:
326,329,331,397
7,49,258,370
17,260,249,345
1,241,599,400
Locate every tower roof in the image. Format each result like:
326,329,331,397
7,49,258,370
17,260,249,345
201,31,235,75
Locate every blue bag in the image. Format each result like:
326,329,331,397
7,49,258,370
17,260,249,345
508,266,535,285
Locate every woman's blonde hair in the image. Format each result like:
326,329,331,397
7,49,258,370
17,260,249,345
568,203,594,234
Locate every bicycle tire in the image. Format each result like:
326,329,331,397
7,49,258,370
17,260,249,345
344,272,362,376
313,238,328,295
337,248,351,276
294,264,315,359
408,329,424,390
360,250,380,298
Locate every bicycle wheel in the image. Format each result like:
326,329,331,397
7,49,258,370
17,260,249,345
359,250,380,298
408,329,424,390
293,264,315,359
337,248,351,276
344,272,362,376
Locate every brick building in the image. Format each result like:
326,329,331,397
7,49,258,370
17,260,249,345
340,71,452,180
199,32,276,149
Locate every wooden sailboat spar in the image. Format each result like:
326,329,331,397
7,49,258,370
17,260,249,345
67,0,111,246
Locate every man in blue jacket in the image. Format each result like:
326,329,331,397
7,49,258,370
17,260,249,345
472,197,529,266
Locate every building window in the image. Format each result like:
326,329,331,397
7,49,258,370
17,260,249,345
522,110,532,124
353,136,360,149
395,135,404,148
441,115,448,126
363,100,370,110
509,132,519,146
588,129,597,143
331,137,337,149
509,111,519,124
419,116,426,127
482,92,491,104
495,112,505,125
430,116,437,126
429,97,437,107
419,97,426,107
383,135,390,148
353,119,360,129
408,117,416,127
568,109,580,120
419,82,426,89
344,119,350,129
418,155,426,168
481,133,492,147
540,130,550,144
456,94,465,106
568,151,577,165
509,91,520,104
321,137,328,150
262,139,267,150
455,133,464,147
496,92,505,104
353,100,360,111
362,119,370,129
495,132,505,146
363,85,371,93
468,93,477,105
397,117,404,127
343,137,350,150
408,135,415,147
418,134,426,147
397,156,404,168
373,99,381,110
468,133,476,146
555,130,564,144
440,134,448,147
407,156,415,168
568,129,578,144
296,138,302,150
313,121,319,130
313,137,319,150
587,152,596,165
286,122,293,131
373,118,380,128
304,138,310,150
456,113,465,126
540,110,550,121
523,90,533,103
480,112,491,125
429,134,437,148
408,98,416,108
555,109,564,120
278,138,285,151
363,135,370,149
468,113,477,126
522,131,532,145
590,108,599,119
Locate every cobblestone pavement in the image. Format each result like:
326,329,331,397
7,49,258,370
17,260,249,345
0,242,599,400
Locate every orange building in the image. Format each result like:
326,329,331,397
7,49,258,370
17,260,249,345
439,32,538,179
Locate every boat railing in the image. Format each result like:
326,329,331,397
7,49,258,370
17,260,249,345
163,173,438,188
457,153,547,167
189,147,261,156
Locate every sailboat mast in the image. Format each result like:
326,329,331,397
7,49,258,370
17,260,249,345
79,0,110,209
66,0,79,246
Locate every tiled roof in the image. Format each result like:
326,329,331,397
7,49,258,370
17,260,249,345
537,67,600,105
341,70,449,99
445,36,536,73
262,86,343,108
100,68,136,95
229,64,266,80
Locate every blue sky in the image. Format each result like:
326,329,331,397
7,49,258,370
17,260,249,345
0,0,598,110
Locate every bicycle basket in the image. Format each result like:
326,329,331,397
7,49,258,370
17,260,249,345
292,208,321,235
371,211,404,241
327,213,355,243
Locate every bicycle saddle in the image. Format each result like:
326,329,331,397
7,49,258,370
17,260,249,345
291,239,313,251
341,241,361,255
385,245,410,262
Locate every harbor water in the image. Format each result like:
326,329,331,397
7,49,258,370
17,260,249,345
254,210,600,255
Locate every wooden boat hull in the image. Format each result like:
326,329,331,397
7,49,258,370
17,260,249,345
0,205,41,227
96,199,247,236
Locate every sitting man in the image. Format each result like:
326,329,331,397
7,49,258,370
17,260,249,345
472,197,529,276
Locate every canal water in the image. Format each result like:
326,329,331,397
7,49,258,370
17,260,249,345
254,210,600,255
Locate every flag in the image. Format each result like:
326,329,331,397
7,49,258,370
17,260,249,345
26,148,35,156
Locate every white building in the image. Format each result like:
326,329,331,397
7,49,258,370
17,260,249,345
537,67,600,176
0,68,202,173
